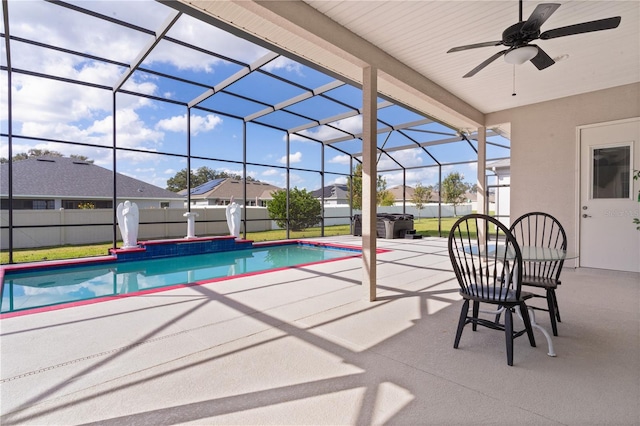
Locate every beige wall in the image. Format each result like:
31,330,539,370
486,82,640,258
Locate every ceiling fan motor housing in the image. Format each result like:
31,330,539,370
502,21,539,47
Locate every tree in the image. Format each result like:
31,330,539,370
165,167,256,192
378,189,395,206
347,163,392,209
412,182,433,219
267,187,322,231
70,154,94,163
1,150,93,163
441,172,471,216
375,174,395,206
347,164,363,210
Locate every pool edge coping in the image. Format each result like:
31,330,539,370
1,240,390,319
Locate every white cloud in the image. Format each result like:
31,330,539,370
155,114,223,135
291,115,363,142
382,168,441,189
262,56,303,74
378,148,424,170
256,168,287,188
191,114,223,134
8,1,154,65
6,112,165,172
288,172,306,189
329,176,348,185
3,53,156,131
134,167,157,174
164,15,269,66
221,167,244,178
279,151,302,164
329,154,352,165
96,109,164,149
9,73,110,125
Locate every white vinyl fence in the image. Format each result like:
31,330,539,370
1,207,273,250
321,204,470,226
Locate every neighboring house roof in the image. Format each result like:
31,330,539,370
487,158,510,176
185,178,281,201
428,191,495,203
388,185,415,201
311,184,349,199
0,156,184,200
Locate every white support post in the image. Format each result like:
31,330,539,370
477,126,487,215
362,66,377,301
477,126,487,246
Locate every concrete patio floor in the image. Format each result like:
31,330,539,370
1,236,638,425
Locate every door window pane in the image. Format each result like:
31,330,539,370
592,145,631,199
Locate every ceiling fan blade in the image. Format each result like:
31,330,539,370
540,16,621,40
521,3,561,34
447,41,503,53
463,50,507,78
529,45,555,70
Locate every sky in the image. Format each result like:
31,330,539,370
0,0,510,194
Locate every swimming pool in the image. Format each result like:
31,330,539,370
0,241,363,317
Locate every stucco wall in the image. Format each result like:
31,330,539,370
486,82,640,260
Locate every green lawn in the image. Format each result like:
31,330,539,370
0,216,466,264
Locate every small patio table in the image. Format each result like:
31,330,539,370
460,244,577,357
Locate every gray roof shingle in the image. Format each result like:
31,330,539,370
311,184,348,199
0,157,184,199
186,178,281,201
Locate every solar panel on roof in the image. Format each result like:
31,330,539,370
190,178,225,195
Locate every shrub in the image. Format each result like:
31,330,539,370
267,187,322,231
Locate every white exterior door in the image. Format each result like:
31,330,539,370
579,119,640,272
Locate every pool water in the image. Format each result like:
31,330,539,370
1,243,359,315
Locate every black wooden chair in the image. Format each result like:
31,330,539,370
510,212,567,336
448,214,536,366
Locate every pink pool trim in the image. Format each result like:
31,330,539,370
1,240,389,319
1,255,117,273
108,236,252,255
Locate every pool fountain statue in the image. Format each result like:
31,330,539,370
226,196,241,238
184,211,199,239
116,200,139,249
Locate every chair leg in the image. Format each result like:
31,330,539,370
546,289,558,336
454,299,469,349
519,302,537,347
552,289,561,322
472,301,480,331
494,305,503,324
504,308,514,366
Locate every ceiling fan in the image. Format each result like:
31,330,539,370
447,0,622,78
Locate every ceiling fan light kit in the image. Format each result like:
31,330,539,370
447,1,622,78
504,46,539,65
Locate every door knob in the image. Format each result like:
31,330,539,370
582,214,591,218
